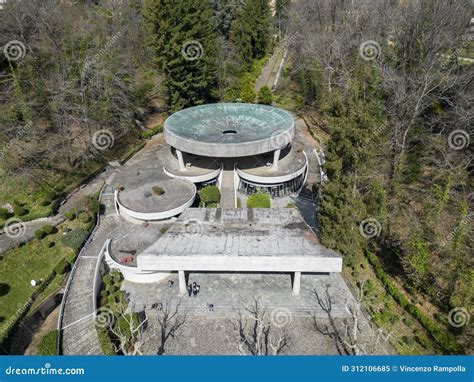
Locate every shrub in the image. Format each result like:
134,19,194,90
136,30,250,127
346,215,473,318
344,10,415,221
44,191,58,202
79,212,92,224
64,210,76,220
257,86,273,105
54,260,70,275
286,202,296,208
35,229,46,240
152,186,165,196
61,228,88,253
102,274,112,285
199,186,220,207
140,124,163,139
36,330,57,355
0,208,9,219
91,198,100,215
247,192,271,209
13,205,27,216
39,199,51,207
47,241,55,248
97,328,116,355
241,80,255,103
42,224,55,235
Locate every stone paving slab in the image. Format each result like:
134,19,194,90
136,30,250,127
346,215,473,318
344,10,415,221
123,272,353,317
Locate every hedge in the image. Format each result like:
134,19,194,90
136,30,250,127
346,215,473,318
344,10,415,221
36,330,58,355
119,142,146,165
140,124,163,140
54,259,70,275
61,228,89,253
247,192,271,209
97,328,116,355
365,251,463,354
42,224,55,235
199,186,220,207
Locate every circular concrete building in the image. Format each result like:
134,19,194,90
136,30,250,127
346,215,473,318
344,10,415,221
163,103,308,204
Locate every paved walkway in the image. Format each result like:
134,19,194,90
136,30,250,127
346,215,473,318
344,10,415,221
219,169,235,208
254,45,286,93
60,191,119,355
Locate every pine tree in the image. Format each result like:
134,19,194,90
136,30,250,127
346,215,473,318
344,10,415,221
143,0,219,110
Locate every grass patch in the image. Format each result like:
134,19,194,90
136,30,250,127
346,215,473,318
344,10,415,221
36,330,57,355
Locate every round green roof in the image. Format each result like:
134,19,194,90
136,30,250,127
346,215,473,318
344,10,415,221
164,103,295,157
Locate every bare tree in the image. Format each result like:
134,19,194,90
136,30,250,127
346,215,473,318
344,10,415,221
232,297,290,355
108,310,148,356
152,294,186,355
312,283,392,355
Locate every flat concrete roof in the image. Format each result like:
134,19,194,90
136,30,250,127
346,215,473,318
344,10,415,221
119,179,195,213
164,103,295,157
137,208,342,273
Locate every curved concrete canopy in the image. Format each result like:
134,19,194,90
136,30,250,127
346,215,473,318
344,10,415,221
164,103,295,157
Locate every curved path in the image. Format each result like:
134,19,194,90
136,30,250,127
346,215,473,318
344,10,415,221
59,188,119,354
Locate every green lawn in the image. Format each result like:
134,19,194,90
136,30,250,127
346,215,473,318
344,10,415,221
0,227,75,337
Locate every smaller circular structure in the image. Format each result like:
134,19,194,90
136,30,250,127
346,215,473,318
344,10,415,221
116,179,196,221
164,103,295,158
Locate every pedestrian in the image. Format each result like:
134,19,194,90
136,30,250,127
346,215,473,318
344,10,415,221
192,286,198,297
192,281,197,289
196,284,201,294
168,280,174,288
187,283,192,297
207,303,214,312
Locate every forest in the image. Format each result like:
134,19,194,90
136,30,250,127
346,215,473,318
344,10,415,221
0,0,472,355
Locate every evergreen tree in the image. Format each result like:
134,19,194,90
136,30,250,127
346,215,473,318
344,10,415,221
143,0,219,110
229,0,271,69
257,86,272,105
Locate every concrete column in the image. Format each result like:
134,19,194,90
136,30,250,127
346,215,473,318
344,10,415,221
292,271,301,296
176,149,185,171
178,270,186,295
272,149,281,170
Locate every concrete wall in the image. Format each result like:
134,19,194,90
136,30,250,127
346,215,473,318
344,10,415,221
138,255,342,274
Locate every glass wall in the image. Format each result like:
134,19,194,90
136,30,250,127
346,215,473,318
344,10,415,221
237,173,305,198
